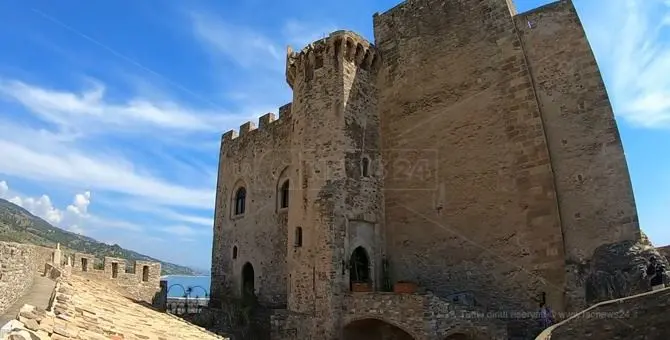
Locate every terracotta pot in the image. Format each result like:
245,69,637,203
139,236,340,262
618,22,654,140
393,281,417,294
351,282,373,292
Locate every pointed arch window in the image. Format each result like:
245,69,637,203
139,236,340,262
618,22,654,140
235,187,246,215
232,246,238,259
294,227,303,247
280,180,289,209
362,157,370,177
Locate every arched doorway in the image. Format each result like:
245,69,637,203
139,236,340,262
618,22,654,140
343,319,414,340
350,247,371,289
241,262,255,299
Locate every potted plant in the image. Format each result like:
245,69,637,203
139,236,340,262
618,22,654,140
393,280,417,294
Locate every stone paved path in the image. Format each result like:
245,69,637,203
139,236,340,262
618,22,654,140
0,275,54,326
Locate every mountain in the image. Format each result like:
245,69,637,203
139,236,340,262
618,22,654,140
0,198,200,276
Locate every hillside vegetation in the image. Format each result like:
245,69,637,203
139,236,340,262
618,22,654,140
0,198,199,276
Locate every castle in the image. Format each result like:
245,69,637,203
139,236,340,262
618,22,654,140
209,0,642,338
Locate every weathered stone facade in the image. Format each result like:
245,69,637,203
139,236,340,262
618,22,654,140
0,242,55,316
209,0,642,339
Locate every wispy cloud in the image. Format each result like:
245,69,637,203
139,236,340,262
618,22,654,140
189,13,337,73
584,0,670,127
189,11,283,71
163,225,206,236
281,19,338,47
0,120,214,210
0,78,243,136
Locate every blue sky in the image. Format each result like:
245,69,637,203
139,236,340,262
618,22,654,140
0,0,668,270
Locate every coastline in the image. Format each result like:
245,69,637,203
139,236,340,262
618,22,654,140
160,274,211,279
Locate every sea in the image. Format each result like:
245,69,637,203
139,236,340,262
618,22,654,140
162,275,211,298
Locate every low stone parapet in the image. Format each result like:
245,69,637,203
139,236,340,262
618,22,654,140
0,242,56,316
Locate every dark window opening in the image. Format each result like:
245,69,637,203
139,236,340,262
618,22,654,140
235,187,246,215
280,180,289,209
111,262,118,278
362,157,370,177
295,227,303,247
350,247,370,287
142,265,149,282
242,262,255,299
233,246,238,259
81,258,88,272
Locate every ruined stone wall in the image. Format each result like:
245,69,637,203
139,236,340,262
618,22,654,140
209,105,292,308
658,245,670,262
285,30,383,339
514,0,640,312
70,253,161,303
374,0,567,311
537,288,670,340
0,241,54,315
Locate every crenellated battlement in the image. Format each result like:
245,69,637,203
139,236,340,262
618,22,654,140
68,252,162,302
285,30,381,88
222,102,292,143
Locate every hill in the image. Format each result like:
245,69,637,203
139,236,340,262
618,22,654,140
0,198,200,276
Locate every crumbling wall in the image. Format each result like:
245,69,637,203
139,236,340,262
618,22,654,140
658,245,670,262
537,288,670,340
0,241,54,315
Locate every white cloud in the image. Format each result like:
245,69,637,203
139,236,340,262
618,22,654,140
0,180,7,197
0,180,90,234
584,0,670,127
0,119,215,210
0,78,243,136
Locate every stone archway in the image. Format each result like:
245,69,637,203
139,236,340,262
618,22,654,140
343,318,415,340
444,334,469,340
241,262,255,298
444,332,489,340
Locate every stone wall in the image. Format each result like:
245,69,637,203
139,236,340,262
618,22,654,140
374,0,567,311
537,288,670,339
658,245,670,262
210,103,293,308
285,30,384,339
69,252,161,303
514,0,640,312
0,241,54,315
271,292,507,339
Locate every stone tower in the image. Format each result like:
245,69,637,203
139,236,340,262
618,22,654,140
284,30,384,338
210,0,644,338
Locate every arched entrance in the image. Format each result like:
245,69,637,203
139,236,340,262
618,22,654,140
343,319,414,340
350,246,371,289
241,262,255,298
